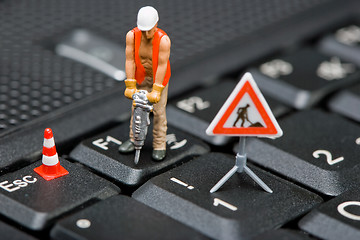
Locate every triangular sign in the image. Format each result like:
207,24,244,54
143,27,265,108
206,72,283,138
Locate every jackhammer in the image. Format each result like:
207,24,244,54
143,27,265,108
132,90,153,164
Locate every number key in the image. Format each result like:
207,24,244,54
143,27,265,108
246,109,360,196
133,153,321,240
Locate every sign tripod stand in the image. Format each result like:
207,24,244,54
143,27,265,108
206,72,283,194
210,137,272,193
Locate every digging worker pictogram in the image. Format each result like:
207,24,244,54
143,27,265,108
233,104,251,127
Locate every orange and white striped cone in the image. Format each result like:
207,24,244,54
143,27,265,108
34,128,69,181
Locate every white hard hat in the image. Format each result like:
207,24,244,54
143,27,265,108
137,6,159,31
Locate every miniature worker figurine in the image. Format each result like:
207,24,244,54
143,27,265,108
119,6,171,161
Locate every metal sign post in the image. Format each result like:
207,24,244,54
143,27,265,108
210,137,273,193
206,72,282,194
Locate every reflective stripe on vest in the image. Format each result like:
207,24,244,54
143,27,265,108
132,27,171,86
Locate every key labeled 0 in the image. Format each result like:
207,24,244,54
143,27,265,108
0,175,37,193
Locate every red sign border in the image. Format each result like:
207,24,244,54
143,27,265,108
206,72,283,138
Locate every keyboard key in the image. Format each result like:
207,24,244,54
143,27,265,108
246,109,360,196
328,83,360,122
253,229,315,240
51,195,209,240
299,188,360,240
250,48,360,109
70,123,209,187
133,153,322,240
167,79,289,146
0,221,37,240
318,25,360,67
0,159,120,230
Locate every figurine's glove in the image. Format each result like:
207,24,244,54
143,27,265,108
124,79,137,99
147,83,165,104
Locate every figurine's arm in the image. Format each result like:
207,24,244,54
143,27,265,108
124,30,137,99
154,35,171,86
147,35,171,103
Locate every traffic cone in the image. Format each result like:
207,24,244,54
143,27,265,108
34,128,69,180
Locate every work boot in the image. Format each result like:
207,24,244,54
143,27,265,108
118,139,135,153
152,149,166,161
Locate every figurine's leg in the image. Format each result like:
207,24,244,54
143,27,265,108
233,115,240,127
152,84,168,161
153,84,168,150
118,106,136,153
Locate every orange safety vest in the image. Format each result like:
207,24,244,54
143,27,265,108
132,27,171,86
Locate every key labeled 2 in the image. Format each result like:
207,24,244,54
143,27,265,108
247,110,360,196
312,150,344,165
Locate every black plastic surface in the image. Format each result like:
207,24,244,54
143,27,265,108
247,110,360,196
0,0,353,168
51,195,209,240
0,0,358,239
70,123,210,187
328,83,360,122
0,159,120,230
299,188,360,240
253,229,315,240
250,48,360,109
133,153,322,240
0,221,37,240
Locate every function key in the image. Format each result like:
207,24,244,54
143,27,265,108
70,123,209,187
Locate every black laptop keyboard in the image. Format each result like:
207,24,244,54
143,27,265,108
1,0,360,239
